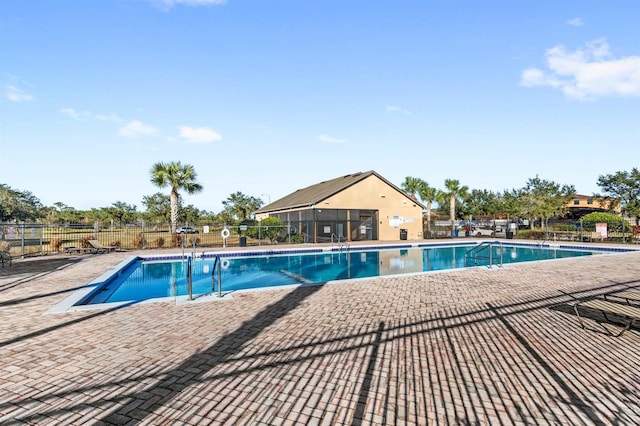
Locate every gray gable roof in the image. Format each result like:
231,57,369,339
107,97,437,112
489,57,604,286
255,170,426,214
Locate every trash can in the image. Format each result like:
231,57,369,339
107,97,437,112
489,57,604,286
506,231,514,239
400,229,408,240
239,236,247,247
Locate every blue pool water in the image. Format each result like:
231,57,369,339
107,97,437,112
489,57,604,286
79,243,599,305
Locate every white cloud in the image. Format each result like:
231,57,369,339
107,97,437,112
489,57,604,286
119,120,157,138
566,17,584,27
178,126,222,144
318,134,346,144
6,84,34,102
60,107,124,123
59,107,91,120
521,38,640,100
386,105,411,115
157,0,226,9
95,113,124,123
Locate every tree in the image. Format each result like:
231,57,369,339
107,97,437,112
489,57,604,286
221,192,263,221
85,207,113,225
150,162,203,233
0,184,43,222
181,204,204,224
142,192,172,224
257,216,284,243
401,177,426,201
597,168,640,225
417,182,437,236
41,205,59,224
198,210,219,223
518,176,575,230
442,179,469,224
211,209,232,224
108,201,138,225
464,189,504,218
50,202,84,223
502,189,523,220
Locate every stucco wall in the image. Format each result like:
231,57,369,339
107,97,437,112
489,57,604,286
324,175,424,240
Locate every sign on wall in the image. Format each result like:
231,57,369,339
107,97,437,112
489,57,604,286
389,216,414,228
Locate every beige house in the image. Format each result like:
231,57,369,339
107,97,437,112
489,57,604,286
255,171,426,243
566,194,620,218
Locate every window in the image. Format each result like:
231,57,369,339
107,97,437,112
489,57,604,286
587,199,593,205
573,199,580,205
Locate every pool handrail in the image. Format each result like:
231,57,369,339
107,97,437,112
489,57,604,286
211,254,222,298
465,241,503,269
187,256,193,300
331,233,349,252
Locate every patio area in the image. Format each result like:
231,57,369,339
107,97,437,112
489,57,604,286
1,244,640,425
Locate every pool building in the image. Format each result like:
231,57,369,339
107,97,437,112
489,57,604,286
255,170,426,243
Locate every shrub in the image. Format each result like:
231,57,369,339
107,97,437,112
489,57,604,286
156,236,165,248
171,234,182,247
288,234,305,244
133,233,146,249
240,219,259,238
50,238,63,252
187,236,200,247
551,224,576,232
111,240,121,249
257,217,285,243
80,235,94,248
0,241,10,253
581,212,624,232
517,230,546,240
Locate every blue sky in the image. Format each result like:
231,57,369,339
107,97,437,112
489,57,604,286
1,0,639,212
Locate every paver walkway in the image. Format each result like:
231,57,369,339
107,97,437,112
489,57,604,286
1,244,639,425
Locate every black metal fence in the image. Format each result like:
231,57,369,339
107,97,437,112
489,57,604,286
426,218,640,242
0,222,317,257
0,220,463,258
2,219,638,258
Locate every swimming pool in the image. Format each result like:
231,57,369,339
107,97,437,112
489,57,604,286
60,242,614,309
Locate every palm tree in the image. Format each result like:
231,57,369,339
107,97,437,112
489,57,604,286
443,179,469,234
401,176,426,201
417,183,438,237
150,161,203,233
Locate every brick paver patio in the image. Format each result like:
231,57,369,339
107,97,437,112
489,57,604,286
1,243,639,425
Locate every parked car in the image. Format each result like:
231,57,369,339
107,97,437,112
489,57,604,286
176,226,199,234
472,226,495,237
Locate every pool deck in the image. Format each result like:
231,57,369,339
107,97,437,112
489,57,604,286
1,240,640,425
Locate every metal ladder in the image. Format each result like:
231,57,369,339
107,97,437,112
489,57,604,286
186,254,223,300
211,255,223,298
331,233,349,251
464,241,503,268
